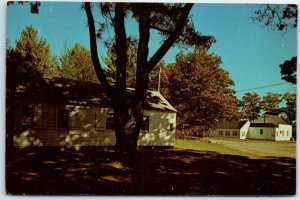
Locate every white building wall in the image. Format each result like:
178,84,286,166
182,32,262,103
14,105,176,148
138,110,176,146
275,124,292,141
247,127,275,140
208,129,240,138
240,121,250,139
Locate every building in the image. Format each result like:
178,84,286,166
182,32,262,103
248,114,292,141
11,77,177,148
208,115,292,141
207,121,250,139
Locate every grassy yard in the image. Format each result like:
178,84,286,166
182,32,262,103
175,138,243,155
175,137,296,158
6,140,296,195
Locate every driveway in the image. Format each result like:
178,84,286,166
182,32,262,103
210,138,296,158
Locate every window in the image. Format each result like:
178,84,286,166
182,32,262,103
56,108,69,129
141,116,149,131
106,113,114,130
242,132,245,136
287,131,289,137
260,129,263,135
22,106,34,127
232,131,238,136
225,131,230,136
219,131,223,136
34,106,48,128
170,123,174,131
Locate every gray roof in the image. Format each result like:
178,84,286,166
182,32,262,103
216,121,248,129
263,114,290,125
15,77,177,112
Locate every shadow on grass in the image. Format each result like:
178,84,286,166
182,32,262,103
6,147,296,195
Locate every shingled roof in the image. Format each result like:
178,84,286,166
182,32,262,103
262,114,290,125
216,121,248,129
15,77,177,112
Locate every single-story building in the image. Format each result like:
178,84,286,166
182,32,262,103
248,114,292,141
11,77,177,149
206,121,250,139
208,115,292,141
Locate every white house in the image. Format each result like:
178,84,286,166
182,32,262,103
248,115,292,141
207,121,250,139
12,78,177,149
208,115,292,141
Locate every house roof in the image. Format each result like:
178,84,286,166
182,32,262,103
215,121,248,129
250,123,277,128
15,77,177,112
262,114,290,125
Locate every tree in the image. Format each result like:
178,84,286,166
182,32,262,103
84,3,215,163
260,93,282,114
102,40,162,90
240,92,261,122
102,40,138,87
160,49,241,134
253,4,297,31
60,43,98,83
279,56,297,84
253,4,297,85
9,2,215,163
13,25,60,78
6,25,59,157
281,93,296,139
282,93,296,124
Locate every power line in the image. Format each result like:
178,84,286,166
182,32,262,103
236,82,290,93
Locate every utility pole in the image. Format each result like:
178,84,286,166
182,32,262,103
158,65,161,92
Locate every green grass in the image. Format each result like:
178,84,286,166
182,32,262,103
174,139,259,158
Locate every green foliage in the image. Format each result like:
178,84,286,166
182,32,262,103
102,40,137,87
102,40,163,90
9,25,60,78
161,49,241,133
280,56,297,84
60,43,98,83
282,93,296,124
260,93,282,113
240,92,261,122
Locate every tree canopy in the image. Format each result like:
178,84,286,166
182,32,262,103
253,4,297,31
240,92,261,122
12,25,60,78
260,93,282,114
161,49,241,133
279,56,297,84
60,43,98,83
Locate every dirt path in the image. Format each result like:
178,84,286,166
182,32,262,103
210,138,296,158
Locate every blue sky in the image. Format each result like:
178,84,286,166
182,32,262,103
6,2,297,99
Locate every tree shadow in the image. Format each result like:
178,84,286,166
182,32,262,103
6,147,295,195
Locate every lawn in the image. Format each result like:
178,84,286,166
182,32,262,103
175,138,296,158
6,140,296,195
175,138,249,156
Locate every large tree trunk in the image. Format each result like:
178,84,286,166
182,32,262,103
84,3,194,164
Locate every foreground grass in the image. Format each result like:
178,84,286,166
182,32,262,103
6,146,296,195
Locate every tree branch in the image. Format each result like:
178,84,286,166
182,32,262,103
150,25,173,34
145,3,193,73
84,2,113,98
